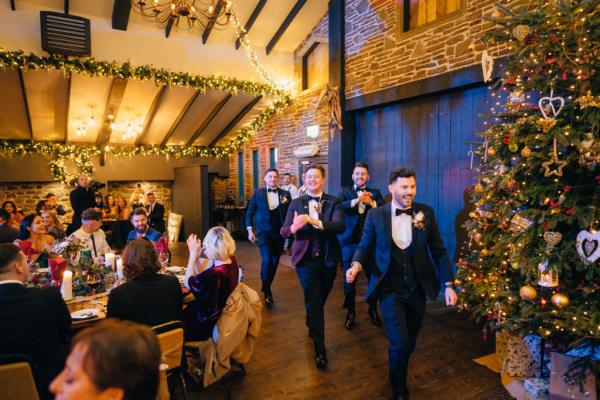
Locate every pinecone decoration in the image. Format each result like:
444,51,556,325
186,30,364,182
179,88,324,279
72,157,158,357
504,180,520,195
524,31,538,46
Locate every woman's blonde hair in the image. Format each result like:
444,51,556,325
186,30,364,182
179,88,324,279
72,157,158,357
203,226,235,261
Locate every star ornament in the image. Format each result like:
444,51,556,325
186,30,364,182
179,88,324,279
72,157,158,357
542,153,567,177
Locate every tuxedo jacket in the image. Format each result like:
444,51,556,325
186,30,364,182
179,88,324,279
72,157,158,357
69,186,95,225
245,188,291,236
280,193,345,267
352,202,453,301
337,186,385,250
0,283,71,394
147,202,165,233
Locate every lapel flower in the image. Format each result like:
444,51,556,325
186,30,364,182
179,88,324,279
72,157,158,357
279,193,289,204
413,211,426,230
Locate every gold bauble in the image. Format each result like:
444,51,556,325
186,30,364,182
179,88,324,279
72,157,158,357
487,147,497,157
481,248,490,256
511,261,520,270
521,147,532,157
519,285,537,301
551,293,569,308
474,183,484,194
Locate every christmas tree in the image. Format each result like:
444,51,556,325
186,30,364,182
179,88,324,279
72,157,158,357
457,0,600,357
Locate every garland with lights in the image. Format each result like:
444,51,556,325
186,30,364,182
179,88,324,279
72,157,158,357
0,49,293,183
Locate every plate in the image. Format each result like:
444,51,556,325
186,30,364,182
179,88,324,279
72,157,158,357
166,266,185,274
71,308,100,320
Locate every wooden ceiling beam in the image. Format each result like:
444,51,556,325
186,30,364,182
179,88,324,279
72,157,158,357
112,0,131,31
135,85,167,146
160,90,201,146
17,69,33,140
266,0,306,55
96,78,128,146
209,96,261,147
64,76,71,143
235,0,267,50
185,93,232,147
201,0,224,44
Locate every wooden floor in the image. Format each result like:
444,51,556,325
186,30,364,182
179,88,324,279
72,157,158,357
171,242,512,400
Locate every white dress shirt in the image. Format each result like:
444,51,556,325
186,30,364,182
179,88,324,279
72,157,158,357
70,228,111,258
307,192,324,230
266,188,280,210
391,201,412,250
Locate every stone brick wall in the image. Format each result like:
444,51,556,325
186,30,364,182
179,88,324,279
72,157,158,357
344,0,517,98
107,181,172,215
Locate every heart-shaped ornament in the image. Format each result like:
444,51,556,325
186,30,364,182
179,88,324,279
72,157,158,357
539,95,565,119
576,230,600,263
512,25,530,42
481,50,494,83
544,231,562,248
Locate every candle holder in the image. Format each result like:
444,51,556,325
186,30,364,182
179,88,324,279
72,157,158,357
537,260,558,287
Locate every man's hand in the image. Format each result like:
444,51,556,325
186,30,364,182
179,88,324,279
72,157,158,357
346,262,362,284
291,212,310,233
357,192,371,204
248,230,256,245
445,287,457,306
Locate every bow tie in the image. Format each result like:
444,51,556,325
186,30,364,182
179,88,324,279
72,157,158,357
267,188,278,193
395,208,412,216
308,196,321,203
354,186,366,192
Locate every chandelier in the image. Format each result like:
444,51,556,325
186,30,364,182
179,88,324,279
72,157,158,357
130,0,233,34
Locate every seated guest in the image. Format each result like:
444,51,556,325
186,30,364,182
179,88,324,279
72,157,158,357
146,192,165,233
106,239,182,326
183,227,239,341
127,208,162,243
45,193,67,216
115,196,131,220
2,199,24,229
16,214,55,264
104,194,118,219
50,319,160,400
0,209,18,244
0,243,71,399
41,210,66,241
35,199,47,215
69,208,111,258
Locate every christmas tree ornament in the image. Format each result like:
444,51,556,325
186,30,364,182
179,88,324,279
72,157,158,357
512,24,530,42
537,260,558,287
519,285,537,301
524,31,538,46
511,260,520,270
481,248,490,256
487,147,497,157
491,8,504,19
481,50,494,83
544,231,562,249
537,117,557,133
504,180,519,195
510,214,533,233
521,147,532,157
539,90,565,119
509,90,526,104
543,137,567,177
576,230,600,263
551,293,569,308
575,91,600,109
508,143,519,152
474,183,484,194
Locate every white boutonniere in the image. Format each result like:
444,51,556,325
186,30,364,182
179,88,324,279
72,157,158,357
413,211,426,230
279,194,289,205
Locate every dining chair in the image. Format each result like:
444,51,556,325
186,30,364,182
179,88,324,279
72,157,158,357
152,320,187,400
0,354,40,400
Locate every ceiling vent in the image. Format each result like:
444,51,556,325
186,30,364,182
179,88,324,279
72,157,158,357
40,11,91,56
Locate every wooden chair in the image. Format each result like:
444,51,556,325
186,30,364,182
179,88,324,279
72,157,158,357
0,354,40,400
153,321,187,400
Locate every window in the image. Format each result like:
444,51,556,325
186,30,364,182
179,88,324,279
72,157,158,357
401,0,462,32
302,42,329,90
237,152,244,203
269,147,277,169
252,150,259,190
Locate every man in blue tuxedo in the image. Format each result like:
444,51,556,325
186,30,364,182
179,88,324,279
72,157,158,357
281,164,344,369
127,208,162,243
246,168,292,305
347,167,457,400
338,162,385,330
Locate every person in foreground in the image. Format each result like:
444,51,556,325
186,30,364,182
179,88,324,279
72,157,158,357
50,319,161,400
106,239,182,326
346,167,457,400
183,227,239,341
280,164,344,369
0,243,71,400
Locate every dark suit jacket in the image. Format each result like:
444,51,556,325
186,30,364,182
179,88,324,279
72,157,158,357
107,274,182,327
0,223,19,244
337,186,385,251
352,202,454,301
281,194,345,267
0,283,71,397
147,202,165,233
127,226,163,243
69,186,95,226
245,188,291,236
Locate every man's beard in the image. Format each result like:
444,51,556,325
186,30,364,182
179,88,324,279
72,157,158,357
136,225,147,233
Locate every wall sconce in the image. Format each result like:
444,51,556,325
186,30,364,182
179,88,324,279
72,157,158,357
306,125,320,138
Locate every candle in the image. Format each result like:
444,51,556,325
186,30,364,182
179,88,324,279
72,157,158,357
105,252,115,270
116,259,124,280
61,270,73,301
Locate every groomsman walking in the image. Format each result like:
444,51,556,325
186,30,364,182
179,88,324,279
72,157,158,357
346,167,456,400
338,162,385,329
246,168,292,305
281,164,344,369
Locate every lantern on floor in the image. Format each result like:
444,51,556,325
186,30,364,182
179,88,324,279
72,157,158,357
537,260,558,287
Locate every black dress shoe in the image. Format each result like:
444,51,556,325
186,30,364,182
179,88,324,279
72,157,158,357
265,294,274,306
315,351,328,369
345,310,355,330
369,308,382,327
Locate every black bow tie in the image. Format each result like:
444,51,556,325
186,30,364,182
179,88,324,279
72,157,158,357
395,208,412,216
267,188,277,193
308,196,321,203
354,186,366,192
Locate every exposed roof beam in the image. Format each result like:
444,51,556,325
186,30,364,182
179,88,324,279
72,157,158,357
201,0,224,44
112,0,131,31
64,0,69,14
64,76,71,143
165,16,175,38
135,85,167,146
96,78,128,146
17,69,33,140
185,93,232,147
209,96,261,147
10,0,15,11
266,0,306,55
160,90,201,146
235,0,267,50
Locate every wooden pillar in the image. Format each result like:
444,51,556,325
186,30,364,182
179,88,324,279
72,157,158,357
327,0,355,192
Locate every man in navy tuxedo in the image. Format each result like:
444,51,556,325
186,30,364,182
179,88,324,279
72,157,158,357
146,192,165,233
347,167,457,400
338,162,385,330
246,168,291,305
281,164,344,369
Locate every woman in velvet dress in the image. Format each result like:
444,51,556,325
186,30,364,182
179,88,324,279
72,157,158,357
183,227,239,341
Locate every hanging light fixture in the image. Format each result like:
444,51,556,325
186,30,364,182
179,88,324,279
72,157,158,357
130,0,233,35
